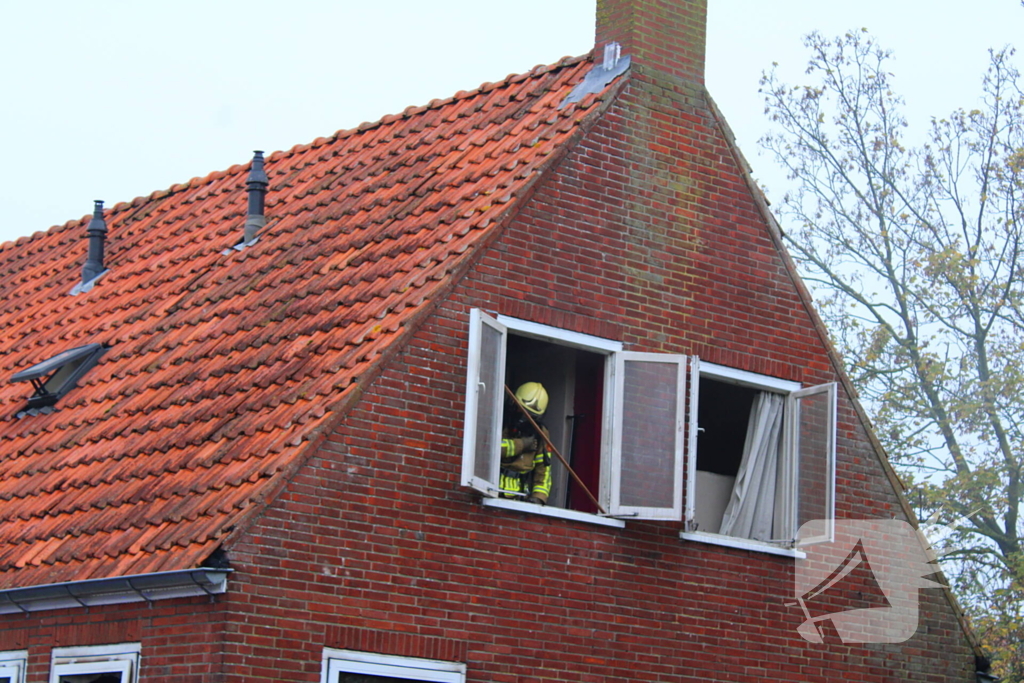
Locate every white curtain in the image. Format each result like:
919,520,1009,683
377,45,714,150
719,392,784,541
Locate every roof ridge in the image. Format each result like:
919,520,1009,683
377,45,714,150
0,54,592,258
273,54,590,162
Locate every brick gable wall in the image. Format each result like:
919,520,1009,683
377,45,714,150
210,69,975,681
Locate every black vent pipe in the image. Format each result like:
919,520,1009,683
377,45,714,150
82,200,107,283
243,150,269,243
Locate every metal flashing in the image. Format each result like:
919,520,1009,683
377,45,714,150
222,235,260,256
560,42,631,109
70,268,109,296
0,568,231,615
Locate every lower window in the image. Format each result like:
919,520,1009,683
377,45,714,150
49,643,140,683
0,650,26,683
321,649,465,683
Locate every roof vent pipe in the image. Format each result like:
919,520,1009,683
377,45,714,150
82,200,107,283
243,150,268,243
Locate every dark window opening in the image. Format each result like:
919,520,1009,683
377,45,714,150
338,676,431,683
10,343,106,409
59,674,123,683
505,334,605,513
693,376,758,533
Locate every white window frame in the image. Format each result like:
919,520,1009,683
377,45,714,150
461,309,622,509
0,650,27,683
49,643,140,683
684,360,836,548
460,310,837,542
321,649,466,683
463,310,688,522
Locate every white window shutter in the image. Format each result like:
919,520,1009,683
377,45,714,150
788,382,838,545
608,352,686,520
460,309,506,496
684,355,700,527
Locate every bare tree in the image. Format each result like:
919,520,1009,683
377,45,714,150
760,30,1024,679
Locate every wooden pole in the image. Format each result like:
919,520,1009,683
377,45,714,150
505,385,607,515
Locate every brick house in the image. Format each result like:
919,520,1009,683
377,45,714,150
0,1,985,681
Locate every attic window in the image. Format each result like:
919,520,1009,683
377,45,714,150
11,343,106,409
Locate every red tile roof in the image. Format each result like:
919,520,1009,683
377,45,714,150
0,54,622,589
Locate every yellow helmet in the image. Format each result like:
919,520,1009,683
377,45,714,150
515,382,548,416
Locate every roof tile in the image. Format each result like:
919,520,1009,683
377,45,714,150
0,53,624,589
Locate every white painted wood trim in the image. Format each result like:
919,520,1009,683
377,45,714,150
699,362,801,393
680,531,806,559
322,648,465,683
495,314,622,353
482,498,626,528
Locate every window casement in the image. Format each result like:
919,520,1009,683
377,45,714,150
11,343,106,409
686,361,837,548
320,649,466,683
461,309,837,548
0,650,27,683
49,643,140,683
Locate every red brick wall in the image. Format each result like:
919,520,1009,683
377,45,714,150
0,598,226,681
212,70,975,681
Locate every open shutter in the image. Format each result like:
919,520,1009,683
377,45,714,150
460,309,506,496
684,355,700,527
787,382,837,545
608,352,686,519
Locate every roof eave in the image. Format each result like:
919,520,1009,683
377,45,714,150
0,567,231,615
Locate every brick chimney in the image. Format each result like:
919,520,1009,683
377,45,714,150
595,0,707,84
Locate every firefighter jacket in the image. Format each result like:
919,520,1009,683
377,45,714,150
499,427,552,503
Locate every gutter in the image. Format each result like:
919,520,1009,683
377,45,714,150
0,568,230,615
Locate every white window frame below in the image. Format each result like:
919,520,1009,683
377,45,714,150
0,650,27,683
49,642,140,683
321,648,466,683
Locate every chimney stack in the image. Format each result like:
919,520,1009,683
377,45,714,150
243,150,269,243
82,200,107,284
595,0,707,84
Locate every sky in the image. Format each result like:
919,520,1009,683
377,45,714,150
1,1,1022,246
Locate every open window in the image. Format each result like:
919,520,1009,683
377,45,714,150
462,310,684,520
321,649,465,683
11,343,106,409
687,361,836,546
0,651,26,683
49,643,139,683
461,310,837,544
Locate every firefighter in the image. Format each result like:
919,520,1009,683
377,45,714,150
500,382,553,504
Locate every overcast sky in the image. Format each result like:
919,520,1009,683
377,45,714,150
1,1,1021,246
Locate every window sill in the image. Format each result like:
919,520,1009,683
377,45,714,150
482,498,626,528
679,531,806,559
